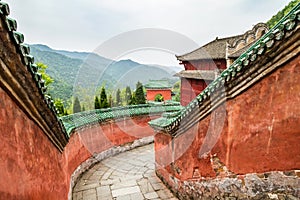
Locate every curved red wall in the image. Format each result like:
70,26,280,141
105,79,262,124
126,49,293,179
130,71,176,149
0,85,160,199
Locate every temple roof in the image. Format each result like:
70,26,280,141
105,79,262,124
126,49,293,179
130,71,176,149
176,23,269,61
176,36,233,61
144,80,172,89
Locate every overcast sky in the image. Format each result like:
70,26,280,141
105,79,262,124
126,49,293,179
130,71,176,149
5,0,291,66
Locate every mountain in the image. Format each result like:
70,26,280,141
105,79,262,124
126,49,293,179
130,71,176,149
30,44,179,106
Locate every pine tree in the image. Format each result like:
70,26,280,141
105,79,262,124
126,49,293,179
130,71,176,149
135,81,146,104
94,96,100,109
100,87,109,108
125,86,132,105
73,97,81,113
116,88,122,106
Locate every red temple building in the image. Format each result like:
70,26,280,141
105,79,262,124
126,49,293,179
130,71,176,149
176,23,268,106
144,80,172,102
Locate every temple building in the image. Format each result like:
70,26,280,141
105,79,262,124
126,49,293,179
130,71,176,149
144,80,172,102
176,23,269,106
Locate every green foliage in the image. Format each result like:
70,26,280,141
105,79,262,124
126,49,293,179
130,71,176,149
54,99,65,116
73,97,81,113
154,94,164,102
108,94,113,107
135,81,146,104
82,105,86,112
267,0,300,28
115,89,122,106
100,87,109,108
125,86,132,105
36,62,54,86
172,81,181,102
94,96,100,109
129,93,137,105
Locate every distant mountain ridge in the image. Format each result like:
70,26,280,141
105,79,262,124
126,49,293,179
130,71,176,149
30,44,181,105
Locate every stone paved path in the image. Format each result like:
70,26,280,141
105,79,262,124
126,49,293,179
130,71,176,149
72,144,178,200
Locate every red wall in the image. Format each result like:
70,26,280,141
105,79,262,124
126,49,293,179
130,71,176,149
180,78,212,106
157,55,300,184
146,89,172,101
180,59,225,106
183,59,227,70
0,83,160,199
0,87,68,199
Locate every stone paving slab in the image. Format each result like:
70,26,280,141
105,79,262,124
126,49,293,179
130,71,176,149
72,144,177,200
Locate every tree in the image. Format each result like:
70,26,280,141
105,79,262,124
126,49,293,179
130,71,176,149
82,104,85,112
154,94,164,102
135,81,146,104
36,62,54,86
94,96,100,109
129,93,137,105
73,97,81,113
267,0,300,28
125,86,132,105
108,94,113,108
54,99,65,116
115,89,122,106
100,87,109,108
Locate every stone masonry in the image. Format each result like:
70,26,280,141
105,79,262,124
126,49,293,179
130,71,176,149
73,144,177,200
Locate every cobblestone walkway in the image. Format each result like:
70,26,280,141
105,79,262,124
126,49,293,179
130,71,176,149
73,144,178,200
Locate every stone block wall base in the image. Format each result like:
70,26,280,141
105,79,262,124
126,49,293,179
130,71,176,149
156,169,300,200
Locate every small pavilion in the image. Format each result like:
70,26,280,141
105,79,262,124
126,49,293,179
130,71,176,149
144,80,172,102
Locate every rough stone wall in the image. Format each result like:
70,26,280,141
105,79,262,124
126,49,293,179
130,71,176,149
155,55,300,199
0,87,68,199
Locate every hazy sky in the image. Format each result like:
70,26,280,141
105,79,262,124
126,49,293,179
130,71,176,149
5,0,291,66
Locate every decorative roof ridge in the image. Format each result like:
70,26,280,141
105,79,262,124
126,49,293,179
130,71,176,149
149,3,300,137
60,103,182,135
228,22,269,48
176,22,268,61
0,1,68,151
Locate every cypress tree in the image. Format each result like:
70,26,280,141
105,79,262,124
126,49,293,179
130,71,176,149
116,88,121,106
129,93,137,105
108,94,113,108
94,96,100,109
73,97,81,113
100,87,109,108
125,86,132,105
135,81,146,104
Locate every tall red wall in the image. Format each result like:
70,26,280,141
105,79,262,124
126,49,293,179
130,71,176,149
180,59,225,106
146,89,172,101
0,87,68,199
157,55,300,185
0,82,160,199
180,78,211,106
